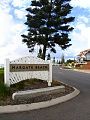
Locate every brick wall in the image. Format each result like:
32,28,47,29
75,61,90,69
82,62,90,69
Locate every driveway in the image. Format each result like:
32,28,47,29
0,66,90,120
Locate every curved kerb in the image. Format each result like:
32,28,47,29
0,87,80,114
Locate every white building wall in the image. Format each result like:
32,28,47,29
86,52,90,60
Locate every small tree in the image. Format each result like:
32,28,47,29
37,47,43,59
61,53,65,64
53,57,55,63
47,53,51,60
58,60,61,64
21,0,75,60
57,60,58,64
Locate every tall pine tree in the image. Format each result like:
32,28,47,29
21,0,75,60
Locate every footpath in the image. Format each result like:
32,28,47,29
74,69,90,73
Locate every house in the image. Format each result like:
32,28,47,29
77,49,90,62
76,49,90,69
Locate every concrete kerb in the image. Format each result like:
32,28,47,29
74,69,90,73
0,87,80,114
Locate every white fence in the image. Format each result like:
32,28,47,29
4,56,52,87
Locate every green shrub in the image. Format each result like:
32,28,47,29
11,81,24,90
16,82,24,90
0,68,4,84
0,83,10,97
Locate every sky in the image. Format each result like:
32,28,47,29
0,0,90,64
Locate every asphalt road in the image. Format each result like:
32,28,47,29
0,66,90,120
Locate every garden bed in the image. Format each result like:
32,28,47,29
0,78,74,106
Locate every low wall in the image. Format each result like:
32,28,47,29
12,86,65,101
75,62,90,70
82,62,90,69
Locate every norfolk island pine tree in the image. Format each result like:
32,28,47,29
21,0,75,60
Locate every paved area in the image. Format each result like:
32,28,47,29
0,66,90,120
74,69,90,73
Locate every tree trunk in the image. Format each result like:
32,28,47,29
42,45,46,60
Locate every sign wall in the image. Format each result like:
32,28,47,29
4,56,52,87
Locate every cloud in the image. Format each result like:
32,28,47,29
0,0,12,13
72,15,90,46
75,24,90,47
0,17,29,63
0,1,30,64
77,16,89,24
71,0,90,9
12,0,31,19
0,11,14,47
12,0,31,8
0,32,29,64
64,15,90,59
0,0,90,64
14,9,26,19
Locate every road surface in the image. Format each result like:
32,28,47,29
0,66,90,120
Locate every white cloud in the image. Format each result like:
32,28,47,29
77,16,89,24
0,1,30,64
63,14,90,60
66,21,90,58
0,0,90,64
73,16,90,44
11,23,26,34
71,0,90,9
0,19,29,63
12,0,31,8
14,9,26,19
0,33,29,64
0,0,12,13
0,11,14,46
12,0,31,19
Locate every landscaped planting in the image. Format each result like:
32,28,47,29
0,68,74,106
0,68,4,83
0,68,10,99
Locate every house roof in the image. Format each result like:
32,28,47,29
77,49,90,58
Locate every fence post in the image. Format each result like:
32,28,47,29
48,60,52,86
4,59,10,87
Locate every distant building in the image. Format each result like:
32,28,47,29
76,49,90,69
77,49,90,63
